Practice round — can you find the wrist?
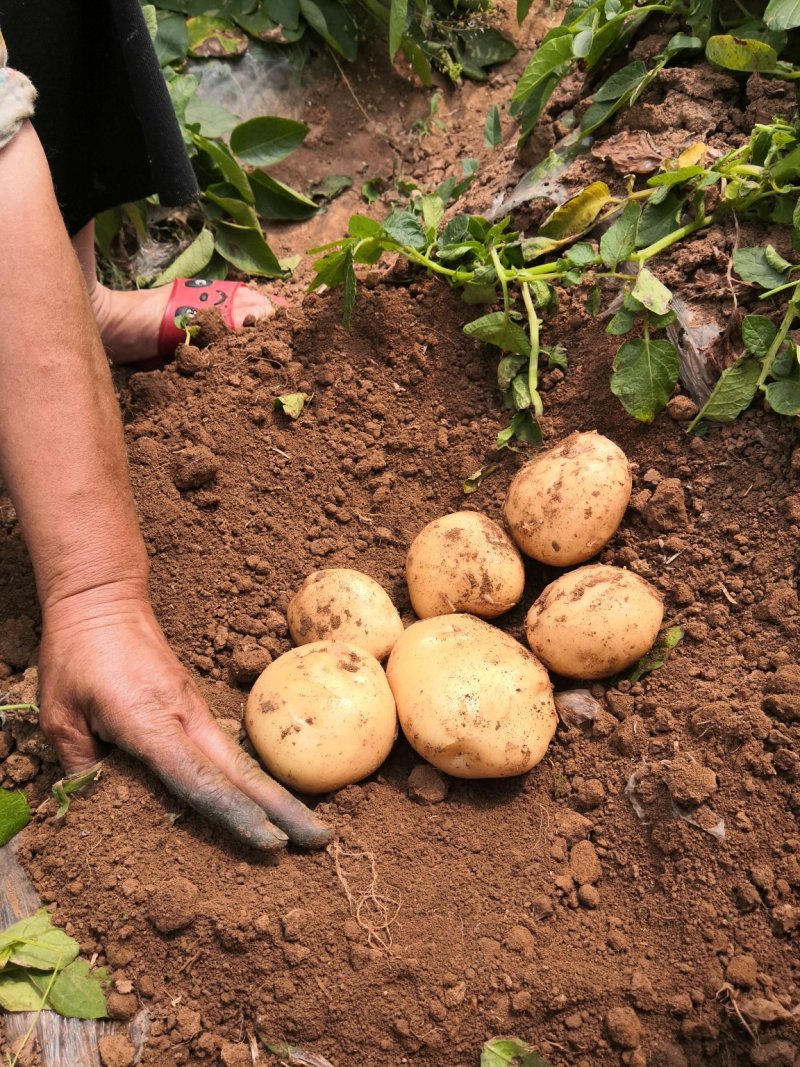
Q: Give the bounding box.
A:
[41,573,152,632]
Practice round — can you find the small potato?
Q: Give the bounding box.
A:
[287,568,403,660]
[245,641,397,794]
[386,614,557,778]
[525,564,664,680]
[504,431,632,566]
[406,511,524,619]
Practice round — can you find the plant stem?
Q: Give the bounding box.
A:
[521,283,543,416]
[0,704,40,715]
[636,213,714,262]
[490,247,510,314]
[756,283,800,389]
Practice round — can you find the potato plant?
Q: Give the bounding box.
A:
[312,116,800,440]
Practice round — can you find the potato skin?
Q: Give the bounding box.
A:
[287,568,403,660]
[386,614,557,778]
[244,641,398,794]
[406,511,525,619]
[525,564,664,680]
[504,431,632,566]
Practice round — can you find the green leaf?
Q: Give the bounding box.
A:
[765,245,793,274]
[421,195,445,239]
[733,246,791,289]
[0,788,30,847]
[299,0,358,60]
[586,285,601,315]
[193,133,253,203]
[250,171,319,221]
[517,0,534,23]
[204,186,261,228]
[688,357,761,430]
[0,970,43,1012]
[626,625,683,682]
[580,60,647,130]
[481,1036,550,1066]
[229,116,308,168]
[511,374,532,410]
[765,0,800,29]
[463,463,499,495]
[565,242,596,267]
[214,222,284,277]
[510,30,574,112]
[310,174,353,202]
[606,307,638,336]
[706,34,781,73]
[155,11,189,66]
[631,267,672,316]
[274,393,312,419]
[456,29,517,79]
[382,210,427,251]
[30,960,108,1019]
[647,165,705,187]
[498,355,528,391]
[496,410,542,448]
[484,105,502,148]
[0,910,79,972]
[389,0,408,60]
[538,181,611,240]
[348,216,383,238]
[599,201,641,269]
[361,178,383,204]
[742,315,778,357]
[765,379,800,415]
[464,312,530,356]
[153,228,215,286]
[636,189,682,248]
[186,15,248,57]
[610,337,680,422]
[184,94,238,139]
[142,4,158,41]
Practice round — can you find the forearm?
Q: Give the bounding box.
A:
[0,122,148,611]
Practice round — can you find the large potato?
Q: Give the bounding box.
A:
[245,641,397,794]
[386,614,557,778]
[287,568,403,660]
[406,511,525,619]
[525,564,664,679]
[504,431,632,566]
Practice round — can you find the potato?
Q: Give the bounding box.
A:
[386,614,557,778]
[287,568,403,660]
[504,431,632,566]
[525,564,664,680]
[245,641,397,794]
[406,511,525,619]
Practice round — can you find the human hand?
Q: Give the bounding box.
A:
[37,583,331,852]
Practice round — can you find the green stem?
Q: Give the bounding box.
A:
[521,283,543,416]
[0,704,40,715]
[636,213,714,262]
[490,247,510,314]
[756,284,800,390]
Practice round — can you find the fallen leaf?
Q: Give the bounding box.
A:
[591,131,662,175]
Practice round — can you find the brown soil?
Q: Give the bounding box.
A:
[2,10,800,1067]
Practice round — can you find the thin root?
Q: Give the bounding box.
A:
[331,840,401,950]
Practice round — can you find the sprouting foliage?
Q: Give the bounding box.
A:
[0,910,109,1020]
[147,0,517,86]
[626,625,684,683]
[274,392,314,418]
[311,118,800,438]
[481,1037,550,1067]
[510,0,800,147]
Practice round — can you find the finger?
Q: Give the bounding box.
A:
[185,710,332,850]
[122,727,290,853]
[38,698,107,775]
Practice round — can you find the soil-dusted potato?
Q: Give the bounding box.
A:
[245,641,398,794]
[504,430,632,566]
[386,614,557,778]
[406,511,525,619]
[287,568,403,660]
[525,564,664,680]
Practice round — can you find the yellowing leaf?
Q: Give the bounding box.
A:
[676,142,706,169]
[538,182,611,240]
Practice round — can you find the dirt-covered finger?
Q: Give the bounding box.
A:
[185,712,332,849]
[123,729,290,852]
